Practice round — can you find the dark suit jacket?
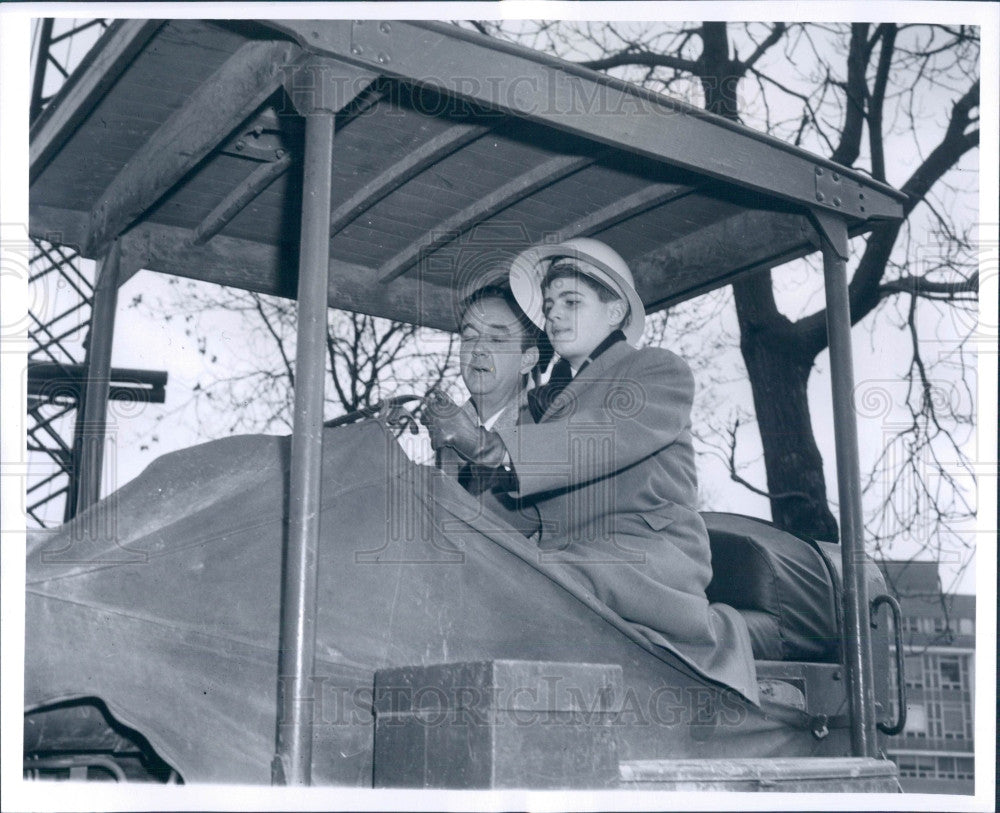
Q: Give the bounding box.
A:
[496,340,757,700]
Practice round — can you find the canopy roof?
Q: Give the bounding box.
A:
[30,19,906,332]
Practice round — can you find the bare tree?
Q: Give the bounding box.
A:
[132,279,457,437]
[467,21,979,564]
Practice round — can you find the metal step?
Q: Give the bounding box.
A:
[618,757,901,792]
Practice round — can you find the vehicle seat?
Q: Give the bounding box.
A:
[703,512,839,663]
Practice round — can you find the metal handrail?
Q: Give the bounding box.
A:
[871,593,907,736]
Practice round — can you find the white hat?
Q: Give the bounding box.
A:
[508,237,646,345]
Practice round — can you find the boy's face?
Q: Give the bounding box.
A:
[459,296,536,414]
[542,276,625,368]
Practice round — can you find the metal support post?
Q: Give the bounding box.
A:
[813,209,877,758]
[272,109,335,786]
[30,19,55,124]
[74,240,121,514]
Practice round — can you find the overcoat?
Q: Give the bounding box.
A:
[495,339,757,696]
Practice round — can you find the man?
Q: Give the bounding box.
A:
[425,284,543,535]
[433,284,538,482]
[423,237,756,700]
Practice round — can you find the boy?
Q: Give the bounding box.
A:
[427,237,755,698]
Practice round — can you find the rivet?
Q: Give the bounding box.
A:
[832,172,840,181]
[832,670,841,680]
[833,197,842,207]
[275,148,286,159]
[235,140,246,151]
[377,52,390,64]
[860,205,866,212]
[350,44,363,55]
[859,192,865,200]
[816,191,825,202]
[379,21,392,34]
[815,167,823,176]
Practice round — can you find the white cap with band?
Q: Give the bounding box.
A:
[508,237,646,345]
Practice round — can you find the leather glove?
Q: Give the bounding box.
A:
[421,389,508,467]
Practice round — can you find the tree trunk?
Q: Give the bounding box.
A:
[696,29,841,541]
[733,276,841,541]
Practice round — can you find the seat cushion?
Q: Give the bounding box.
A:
[702,512,839,663]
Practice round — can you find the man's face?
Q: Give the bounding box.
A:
[459,296,535,411]
[542,276,624,368]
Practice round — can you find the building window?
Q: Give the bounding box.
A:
[904,704,927,737]
[958,618,974,635]
[939,656,964,690]
[942,703,968,739]
[932,617,948,634]
[905,655,924,688]
[925,654,940,689]
[955,757,974,780]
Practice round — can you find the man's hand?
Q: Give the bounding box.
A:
[421,389,507,467]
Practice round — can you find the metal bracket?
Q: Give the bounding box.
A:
[350,20,395,68]
[813,166,869,219]
[220,113,293,163]
[809,208,850,261]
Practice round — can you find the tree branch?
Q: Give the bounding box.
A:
[795,78,979,355]
[739,22,787,70]
[578,49,699,74]
[868,24,897,182]
[830,23,870,167]
[725,418,813,501]
[253,297,294,387]
[879,271,979,300]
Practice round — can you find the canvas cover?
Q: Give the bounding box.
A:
[25,421,830,785]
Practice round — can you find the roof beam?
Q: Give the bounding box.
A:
[267,19,905,223]
[378,152,597,283]
[85,39,301,257]
[30,19,164,184]
[553,181,698,243]
[192,154,293,245]
[329,121,492,237]
[121,221,457,331]
[634,209,817,311]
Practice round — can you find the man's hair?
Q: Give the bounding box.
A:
[460,284,542,353]
[542,262,622,304]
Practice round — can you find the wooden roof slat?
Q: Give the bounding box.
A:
[377,152,598,283]
[329,121,492,237]
[553,182,698,243]
[30,20,164,184]
[85,39,302,256]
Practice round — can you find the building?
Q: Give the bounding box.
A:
[878,561,975,794]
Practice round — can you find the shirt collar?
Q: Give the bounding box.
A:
[481,406,506,431]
